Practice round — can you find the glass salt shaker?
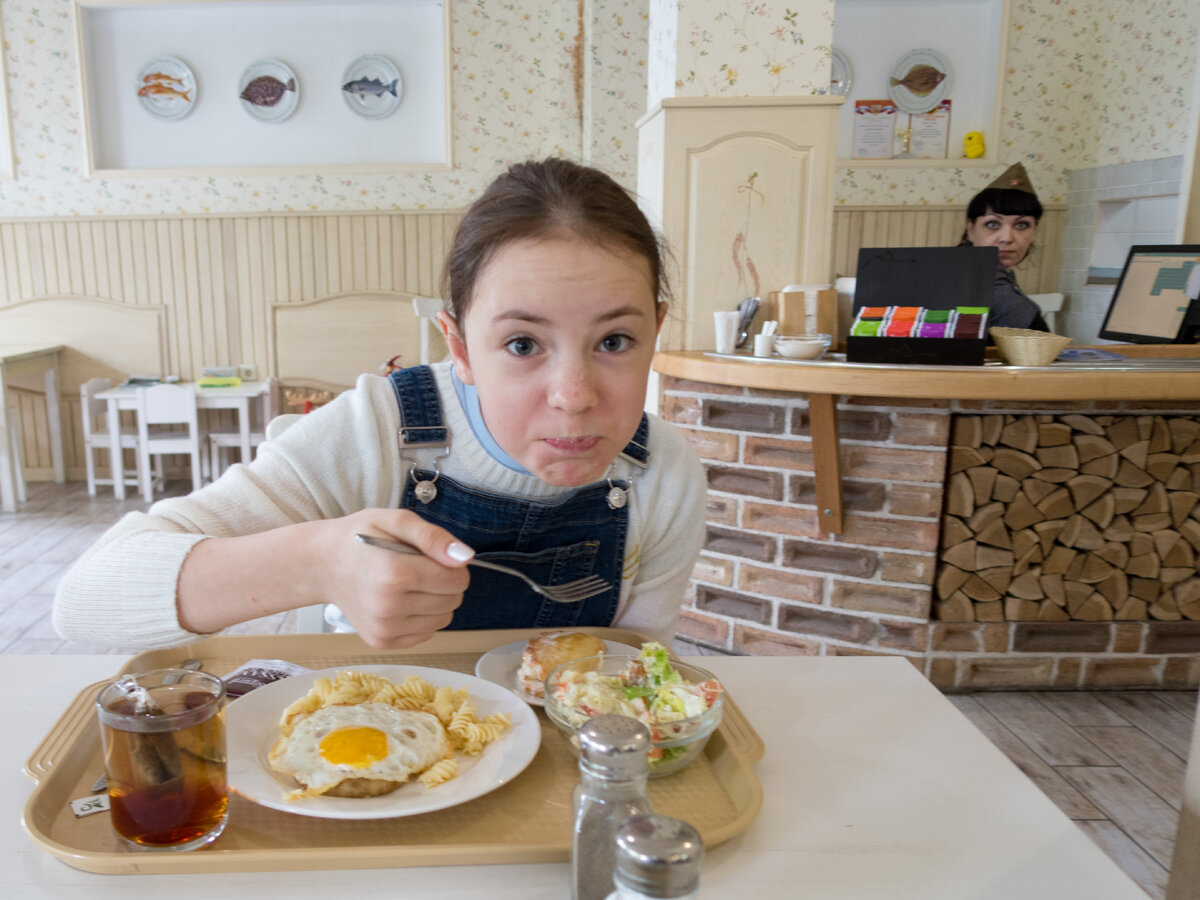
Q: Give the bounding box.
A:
[571,715,653,900]
[605,814,705,900]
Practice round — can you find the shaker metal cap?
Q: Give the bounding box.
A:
[577,715,651,778]
[615,814,705,897]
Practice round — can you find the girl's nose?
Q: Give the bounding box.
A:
[547,357,598,413]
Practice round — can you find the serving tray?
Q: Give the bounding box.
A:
[23,628,764,875]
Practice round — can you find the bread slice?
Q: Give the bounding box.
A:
[518,630,606,698]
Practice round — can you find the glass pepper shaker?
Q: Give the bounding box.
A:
[606,814,705,900]
[571,715,653,900]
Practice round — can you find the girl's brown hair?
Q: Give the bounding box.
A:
[441,157,671,332]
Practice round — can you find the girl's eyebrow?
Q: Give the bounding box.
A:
[491,304,650,326]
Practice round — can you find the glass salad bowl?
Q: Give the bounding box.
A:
[543,652,723,777]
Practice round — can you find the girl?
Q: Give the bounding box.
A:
[54,158,705,650]
[959,162,1049,332]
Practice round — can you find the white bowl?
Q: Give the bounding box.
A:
[774,334,831,360]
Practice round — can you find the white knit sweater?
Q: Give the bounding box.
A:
[53,364,706,649]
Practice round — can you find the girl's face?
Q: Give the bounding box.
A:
[965,209,1038,270]
[438,236,665,487]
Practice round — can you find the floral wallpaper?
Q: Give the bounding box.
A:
[588,2,650,180]
[0,0,648,216]
[835,0,1200,206]
[670,0,833,98]
[0,0,1196,215]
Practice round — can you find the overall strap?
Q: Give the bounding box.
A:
[388,365,449,447]
[618,414,651,468]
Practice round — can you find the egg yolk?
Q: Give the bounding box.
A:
[319,726,389,768]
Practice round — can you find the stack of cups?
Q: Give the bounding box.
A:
[712,311,739,354]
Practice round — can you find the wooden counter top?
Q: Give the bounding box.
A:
[653,347,1200,402]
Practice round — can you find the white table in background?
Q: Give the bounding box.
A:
[8,654,1150,899]
[0,344,66,513]
[95,380,269,500]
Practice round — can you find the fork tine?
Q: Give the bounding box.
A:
[541,575,610,603]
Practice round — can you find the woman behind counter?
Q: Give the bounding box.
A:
[53,157,705,651]
[958,162,1050,333]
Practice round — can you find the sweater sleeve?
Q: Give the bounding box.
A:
[611,415,706,645]
[52,376,405,649]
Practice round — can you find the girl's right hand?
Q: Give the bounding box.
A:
[314,509,475,649]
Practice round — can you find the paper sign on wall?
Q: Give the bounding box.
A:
[852,100,897,159]
[910,100,951,159]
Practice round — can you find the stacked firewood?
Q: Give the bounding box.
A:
[937,414,1200,622]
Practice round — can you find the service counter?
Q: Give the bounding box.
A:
[655,347,1200,534]
[652,347,1200,690]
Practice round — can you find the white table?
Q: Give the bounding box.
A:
[96,381,270,499]
[8,654,1150,898]
[0,345,66,513]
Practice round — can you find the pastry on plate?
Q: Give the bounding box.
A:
[517,630,606,699]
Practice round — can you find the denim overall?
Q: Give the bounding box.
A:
[382,365,650,630]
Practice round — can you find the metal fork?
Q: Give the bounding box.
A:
[354,533,611,604]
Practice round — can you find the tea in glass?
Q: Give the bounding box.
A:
[96,668,228,851]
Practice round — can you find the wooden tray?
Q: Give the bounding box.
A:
[23,628,764,874]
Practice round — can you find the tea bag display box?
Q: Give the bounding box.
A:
[845,247,997,366]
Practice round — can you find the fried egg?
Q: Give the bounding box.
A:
[268,703,450,798]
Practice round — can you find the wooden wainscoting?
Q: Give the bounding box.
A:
[831,204,1066,295]
[0,210,462,478]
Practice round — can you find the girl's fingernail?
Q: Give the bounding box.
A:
[447,541,475,562]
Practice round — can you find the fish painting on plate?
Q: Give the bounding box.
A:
[241,75,296,108]
[343,77,399,99]
[890,64,945,97]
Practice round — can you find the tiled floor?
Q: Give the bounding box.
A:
[1,480,1194,896]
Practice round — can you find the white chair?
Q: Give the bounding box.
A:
[1027,292,1065,333]
[80,377,142,497]
[0,406,25,507]
[134,383,204,503]
[206,377,278,480]
[412,296,444,365]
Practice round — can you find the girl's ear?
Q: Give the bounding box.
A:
[437,310,475,384]
[655,301,668,333]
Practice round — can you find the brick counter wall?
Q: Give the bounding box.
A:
[661,375,1200,691]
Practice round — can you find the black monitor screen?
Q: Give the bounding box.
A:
[1098,245,1200,343]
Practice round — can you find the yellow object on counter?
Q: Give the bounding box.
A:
[964,131,985,159]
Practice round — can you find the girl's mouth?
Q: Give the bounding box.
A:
[544,436,600,452]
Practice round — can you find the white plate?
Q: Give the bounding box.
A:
[137,56,197,121]
[226,664,540,819]
[474,638,638,707]
[830,47,852,97]
[887,48,950,115]
[238,58,299,123]
[341,54,403,119]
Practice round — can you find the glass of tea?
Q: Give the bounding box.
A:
[95,668,228,851]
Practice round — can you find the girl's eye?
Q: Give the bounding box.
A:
[504,336,539,356]
[599,333,633,353]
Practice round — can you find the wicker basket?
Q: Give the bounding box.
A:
[989,326,1072,366]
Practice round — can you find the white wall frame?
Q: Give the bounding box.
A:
[73,0,452,178]
[0,7,14,182]
[832,0,1010,169]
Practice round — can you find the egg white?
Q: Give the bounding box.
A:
[269,703,449,796]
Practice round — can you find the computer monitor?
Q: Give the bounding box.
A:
[1098,245,1200,343]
